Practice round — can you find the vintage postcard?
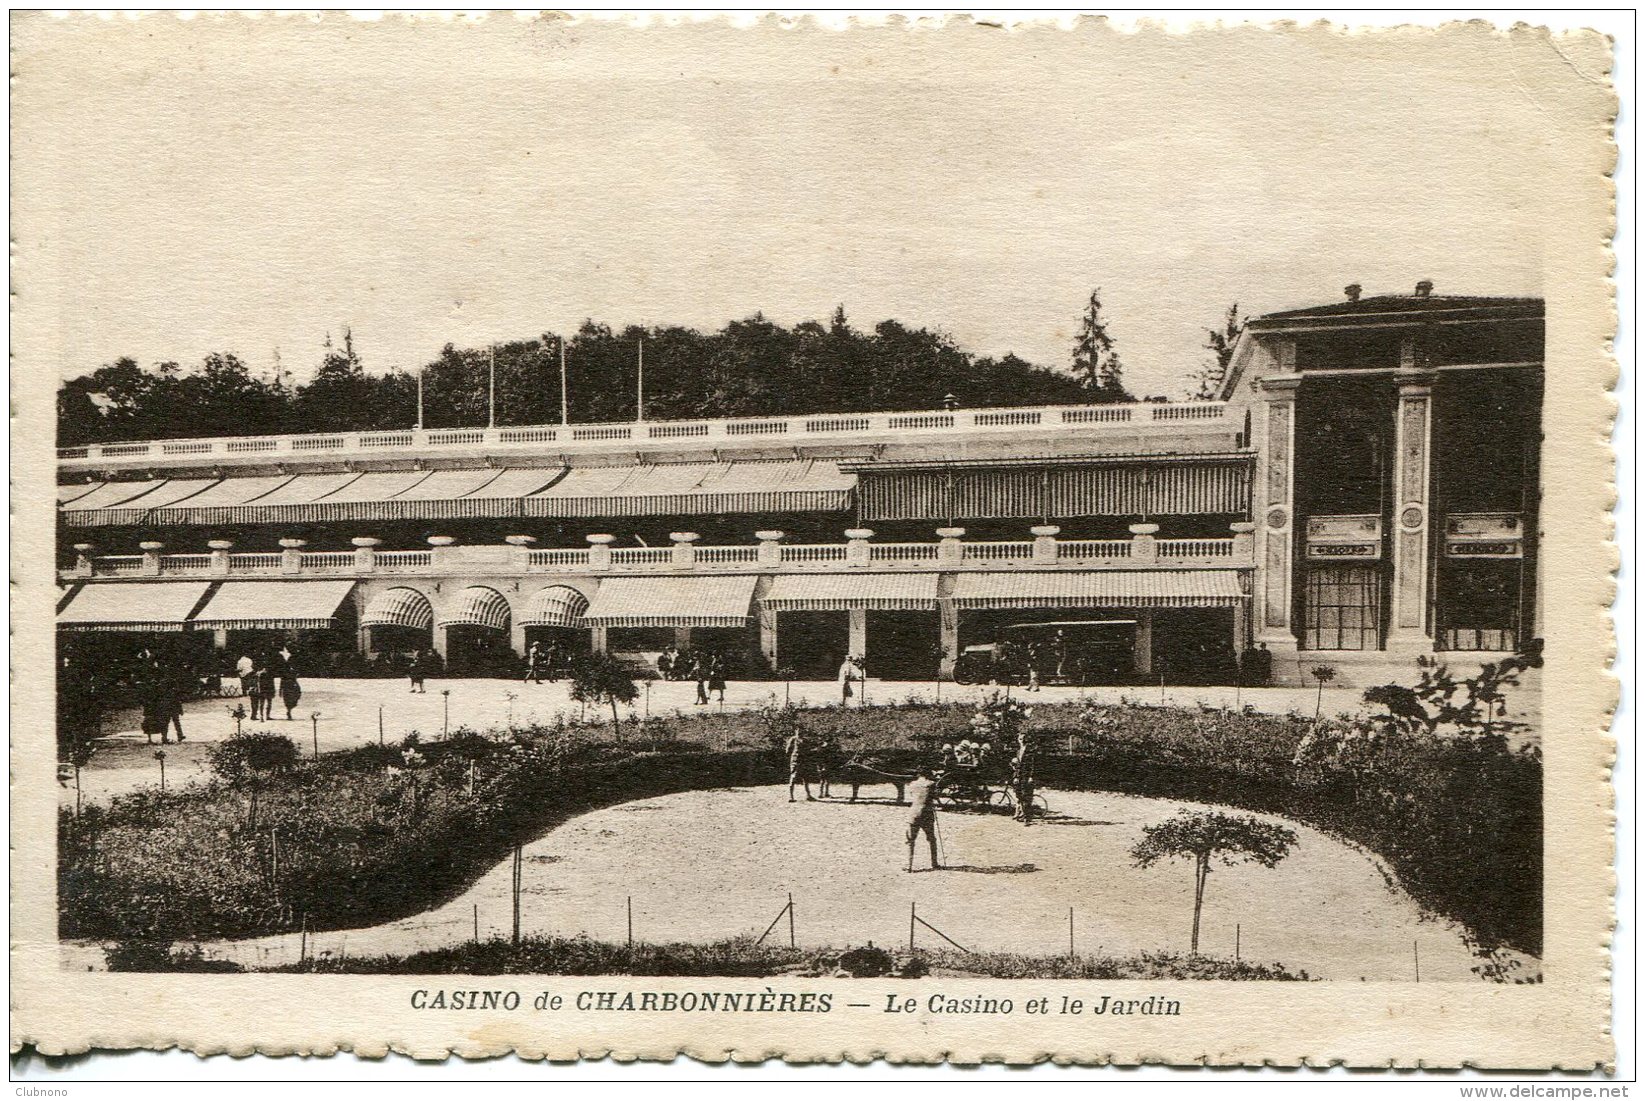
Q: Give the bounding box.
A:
[9,14,1619,1069]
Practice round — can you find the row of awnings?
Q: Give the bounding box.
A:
[57,460,856,527]
[55,570,1247,633]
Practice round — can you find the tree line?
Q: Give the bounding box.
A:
[58,298,1243,446]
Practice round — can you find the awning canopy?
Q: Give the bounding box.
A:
[57,482,105,505]
[762,573,939,611]
[523,460,854,519]
[360,586,435,630]
[56,581,214,632]
[950,570,1247,609]
[438,585,513,631]
[582,576,758,628]
[519,585,590,627]
[64,477,224,527]
[148,474,297,526]
[58,480,171,512]
[191,579,358,630]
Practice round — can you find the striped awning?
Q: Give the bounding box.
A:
[149,474,297,526]
[57,482,105,505]
[582,575,758,628]
[56,580,213,632]
[360,586,436,630]
[763,573,939,611]
[190,579,357,630]
[950,570,1248,609]
[519,585,590,627]
[438,585,513,631]
[63,477,224,527]
[58,480,170,513]
[523,460,854,519]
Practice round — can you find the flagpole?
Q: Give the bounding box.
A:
[415,369,424,430]
[636,336,644,423]
[488,344,497,428]
[559,337,568,426]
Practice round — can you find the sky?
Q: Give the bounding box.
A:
[17,16,1560,402]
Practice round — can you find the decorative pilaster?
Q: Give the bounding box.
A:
[208,539,234,576]
[72,543,95,578]
[755,530,785,567]
[937,527,967,566]
[586,534,615,571]
[1229,521,1256,562]
[670,532,700,570]
[425,535,456,570]
[1388,372,1435,649]
[844,528,874,568]
[140,540,165,576]
[1255,374,1301,652]
[848,608,868,662]
[351,536,381,572]
[278,538,305,574]
[1029,525,1060,564]
[1128,523,1159,565]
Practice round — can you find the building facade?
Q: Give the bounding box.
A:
[55,285,1544,686]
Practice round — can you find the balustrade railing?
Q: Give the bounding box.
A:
[962,541,1035,561]
[69,536,1243,581]
[158,553,213,574]
[1057,539,1133,559]
[58,400,1237,464]
[1158,538,1235,558]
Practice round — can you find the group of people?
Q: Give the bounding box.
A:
[655,646,732,705]
[133,649,195,745]
[522,641,568,684]
[234,645,302,722]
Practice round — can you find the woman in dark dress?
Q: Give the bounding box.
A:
[278,647,302,720]
[707,653,728,704]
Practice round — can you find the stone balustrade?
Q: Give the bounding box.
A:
[62,525,1255,584]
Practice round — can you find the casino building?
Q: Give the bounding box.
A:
[54,284,1544,686]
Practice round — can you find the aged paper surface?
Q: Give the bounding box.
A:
[10,14,1617,1068]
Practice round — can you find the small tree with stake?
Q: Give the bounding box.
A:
[1310,664,1338,718]
[568,652,640,742]
[1131,810,1298,955]
[208,731,300,830]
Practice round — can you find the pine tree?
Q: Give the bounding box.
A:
[1070,289,1133,402]
[1190,302,1243,399]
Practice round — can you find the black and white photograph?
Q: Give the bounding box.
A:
[11,12,1621,1073]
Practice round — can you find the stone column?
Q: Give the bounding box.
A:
[936,527,966,566]
[212,628,230,650]
[1128,522,1159,564]
[1132,612,1153,675]
[938,597,959,679]
[1229,521,1256,563]
[1030,525,1060,564]
[1255,375,1301,661]
[1388,371,1436,651]
[587,534,615,571]
[670,532,700,570]
[844,528,874,568]
[505,534,536,574]
[351,536,380,572]
[757,606,778,671]
[848,607,868,662]
[208,539,233,576]
[140,540,165,577]
[755,531,785,567]
[72,543,95,579]
[589,625,609,654]
[674,626,693,649]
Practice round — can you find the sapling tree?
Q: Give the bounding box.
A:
[1131,810,1298,954]
[568,652,641,741]
[207,730,300,829]
[1310,664,1337,718]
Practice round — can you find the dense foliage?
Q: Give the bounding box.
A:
[57,310,1108,446]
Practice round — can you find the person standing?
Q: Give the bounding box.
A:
[137,654,166,744]
[407,649,426,694]
[251,656,275,722]
[277,646,302,721]
[523,641,543,685]
[708,652,728,704]
[1011,729,1037,825]
[692,654,710,706]
[786,729,813,803]
[236,652,255,699]
[838,654,861,706]
[905,767,942,872]
[1026,644,1042,693]
[162,657,187,743]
